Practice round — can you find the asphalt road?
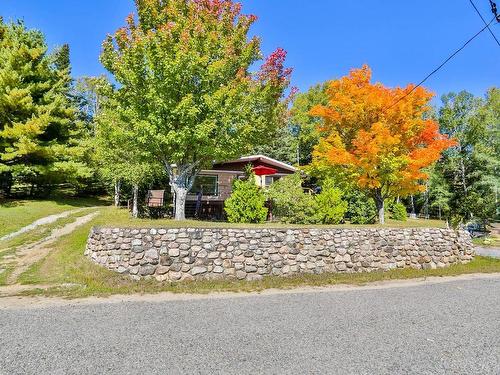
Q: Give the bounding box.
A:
[475,247,500,259]
[1,276,499,375]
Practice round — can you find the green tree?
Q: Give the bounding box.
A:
[0,19,90,195]
[92,79,162,217]
[100,0,291,220]
[389,201,407,221]
[255,82,330,167]
[427,166,452,220]
[290,82,329,165]
[314,179,347,224]
[251,124,298,165]
[224,173,268,223]
[267,173,317,224]
[346,190,376,224]
[438,89,499,223]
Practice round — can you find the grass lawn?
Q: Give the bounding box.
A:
[472,225,500,248]
[473,237,500,248]
[0,262,14,286]
[88,206,448,229]
[0,195,108,238]
[16,206,500,299]
[0,208,96,252]
[0,208,101,286]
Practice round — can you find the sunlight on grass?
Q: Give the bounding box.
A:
[473,235,500,248]
[0,195,108,237]
[16,208,499,298]
[0,208,98,252]
[90,206,447,230]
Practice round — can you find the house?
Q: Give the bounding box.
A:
[185,155,297,218]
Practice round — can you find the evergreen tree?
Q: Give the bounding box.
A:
[251,124,298,165]
[0,19,90,195]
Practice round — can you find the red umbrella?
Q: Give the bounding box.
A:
[252,166,277,176]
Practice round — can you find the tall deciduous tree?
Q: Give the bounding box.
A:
[100,0,291,220]
[92,78,162,217]
[290,82,329,165]
[310,65,454,224]
[437,89,500,223]
[0,19,90,195]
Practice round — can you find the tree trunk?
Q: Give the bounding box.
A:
[132,184,139,218]
[174,187,188,221]
[164,162,199,221]
[424,180,430,219]
[374,190,385,225]
[410,195,416,219]
[114,180,121,207]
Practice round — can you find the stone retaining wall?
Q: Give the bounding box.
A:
[85,227,474,282]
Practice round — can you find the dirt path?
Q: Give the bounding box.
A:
[1,211,99,285]
[0,208,90,242]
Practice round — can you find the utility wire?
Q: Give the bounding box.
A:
[469,0,500,47]
[386,17,496,110]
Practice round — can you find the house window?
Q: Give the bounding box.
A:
[190,175,218,196]
[264,175,281,187]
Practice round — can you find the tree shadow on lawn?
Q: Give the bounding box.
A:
[0,194,110,209]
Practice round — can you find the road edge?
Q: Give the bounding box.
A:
[1,272,499,310]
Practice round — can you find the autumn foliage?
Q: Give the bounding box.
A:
[310,65,455,223]
[100,0,292,220]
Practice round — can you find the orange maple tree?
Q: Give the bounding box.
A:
[310,65,455,224]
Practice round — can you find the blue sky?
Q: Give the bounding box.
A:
[2,0,499,103]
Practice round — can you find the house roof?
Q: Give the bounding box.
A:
[215,155,297,173]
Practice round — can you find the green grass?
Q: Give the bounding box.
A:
[89,206,447,230]
[0,207,102,286]
[0,208,97,252]
[15,207,500,298]
[0,195,108,238]
[0,265,14,286]
[472,234,500,248]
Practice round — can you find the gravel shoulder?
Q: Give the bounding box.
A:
[1,272,499,310]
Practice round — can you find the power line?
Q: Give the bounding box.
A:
[469,0,500,47]
[386,17,496,110]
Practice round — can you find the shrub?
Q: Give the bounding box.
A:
[390,202,407,221]
[314,179,348,224]
[224,174,268,223]
[346,190,376,224]
[267,173,318,224]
